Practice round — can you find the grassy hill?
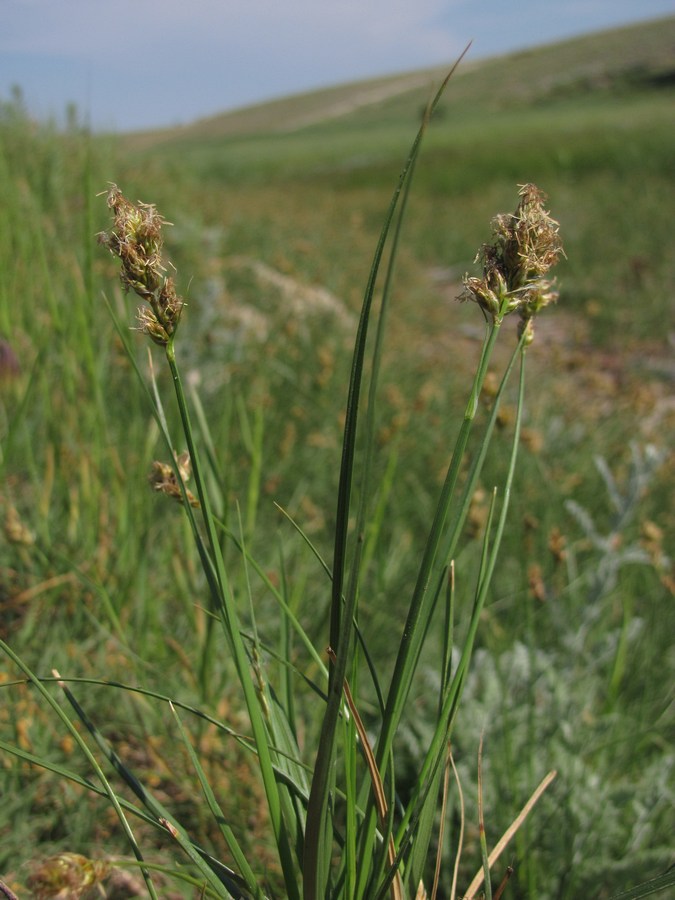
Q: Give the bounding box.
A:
[126,14,675,148]
[114,14,675,346]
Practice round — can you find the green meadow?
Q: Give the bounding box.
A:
[1,15,673,899]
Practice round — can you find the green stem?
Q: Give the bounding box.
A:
[382,320,499,748]
[354,319,502,897]
[165,338,299,898]
[303,54,471,898]
[385,335,529,895]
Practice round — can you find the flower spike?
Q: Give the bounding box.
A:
[98,185,185,345]
[460,184,564,341]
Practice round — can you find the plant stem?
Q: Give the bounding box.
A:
[165,338,299,899]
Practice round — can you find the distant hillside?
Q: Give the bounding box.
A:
[125,14,675,152]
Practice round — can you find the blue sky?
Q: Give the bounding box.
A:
[2,0,674,131]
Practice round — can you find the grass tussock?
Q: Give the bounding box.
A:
[1,21,674,899]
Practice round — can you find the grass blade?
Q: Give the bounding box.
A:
[164,340,300,896]
[607,869,675,900]
[169,702,264,899]
[55,676,243,897]
[0,642,159,899]
[463,769,557,900]
[303,52,470,898]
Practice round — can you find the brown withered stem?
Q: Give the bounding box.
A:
[0,879,19,900]
[98,185,184,345]
[460,184,564,343]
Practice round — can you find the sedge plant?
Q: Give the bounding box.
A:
[1,73,569,898]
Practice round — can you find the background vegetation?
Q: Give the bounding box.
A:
[1,14,673,898]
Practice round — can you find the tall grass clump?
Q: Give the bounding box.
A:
[2,68,669,899]
[105,173,563,899]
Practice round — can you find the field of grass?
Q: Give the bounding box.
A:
[1,15,674,899]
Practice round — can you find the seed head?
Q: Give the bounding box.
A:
[149,451,200,507]
[0,337,20,384]
[98,185,184,345]
[460,184,564,339]
[27,853,110,899]
[4,504,34,546]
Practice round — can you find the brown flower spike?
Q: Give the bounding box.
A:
[461,184,564,342]
[27,853,111,899]
[98,185,184,345]
[149,451,200,508]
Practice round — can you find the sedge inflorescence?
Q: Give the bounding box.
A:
[27,852,111,899]
[149,451,200,508]
[98,185,184,346]
[461,183,564,342]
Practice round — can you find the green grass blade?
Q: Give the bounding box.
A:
[305,54,471,899]
[404,761,444,896]
[103,294,222,605]
[607,869,675,900]
[478,737,493,900]
[342,711,359,899]
[0,640,159,899]
[354,319,501,893]
[0,738,156,829]
[95,304,288,884]
[376,335,528,891]
[164,342,300,897]
[217,518,328,676]
[375,319,499,758]
[441,563,455,696]
[236,397,264,538]
[265,690,311,864]
[55,678,244,897]
[236,504,309,865]
[170,702,265,899]
[7,671,314,788]
[372,320,524,858]
[273,503,385,713]
[278,545,297,735]
[188,376,228,514]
